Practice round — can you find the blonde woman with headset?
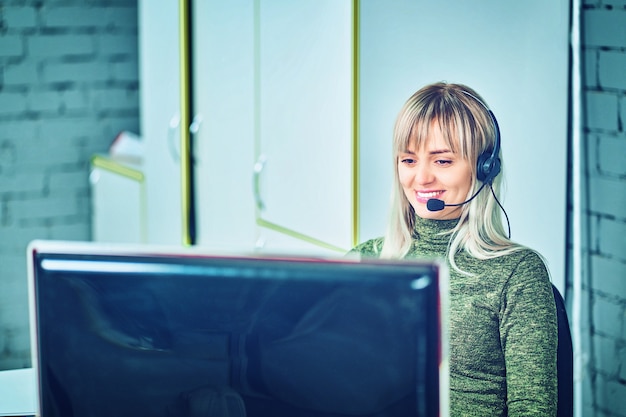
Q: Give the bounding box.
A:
[351,82,558,416]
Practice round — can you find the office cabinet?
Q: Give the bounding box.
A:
[137,1,570,287]
[90,155,145,244]
[193,0,355,255]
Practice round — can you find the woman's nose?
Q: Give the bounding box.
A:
[414,162,434,185]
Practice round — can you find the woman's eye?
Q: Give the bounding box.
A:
[401,158,416,164]
[435,159,452,166]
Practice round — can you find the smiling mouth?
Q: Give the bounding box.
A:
[416,191,443,199]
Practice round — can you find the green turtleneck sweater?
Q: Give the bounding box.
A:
[350,217,557,417]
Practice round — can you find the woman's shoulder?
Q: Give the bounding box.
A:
[459,246,550,285]
[348,237,385,258]
[498,246,547,266]
[491,246,552,286]
[508,246,548,270]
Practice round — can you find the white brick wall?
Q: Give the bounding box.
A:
[580,2,626,416]
[0,2,624,416]
[0,0,139,370]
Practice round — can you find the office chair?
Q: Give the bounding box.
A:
[553,284,573,417]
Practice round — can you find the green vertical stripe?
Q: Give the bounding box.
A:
[179,0,192,246]
[352,0,360,248]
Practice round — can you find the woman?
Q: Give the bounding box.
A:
[351,82,557,416]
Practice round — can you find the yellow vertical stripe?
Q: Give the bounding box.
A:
[352,0,360,248]
[179,0,192,246]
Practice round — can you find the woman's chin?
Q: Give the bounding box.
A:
[414,205,461,220]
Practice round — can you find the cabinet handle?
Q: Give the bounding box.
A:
[167,114,202,164]
[253,154,267,211]
[189,114,202,134]
[189,114,202,164]
[167,113,181,162]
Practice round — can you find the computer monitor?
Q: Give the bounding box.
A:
[28,240,448,417]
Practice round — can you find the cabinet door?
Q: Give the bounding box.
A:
[193,0,355,254]
[255,0,354,253]
[139,0,183,245]
[192,0,257,252]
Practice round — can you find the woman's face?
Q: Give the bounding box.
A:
[398,123,473,220]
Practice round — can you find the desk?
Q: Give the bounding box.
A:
[0,368,37,416]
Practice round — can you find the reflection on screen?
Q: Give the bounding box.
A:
[32,252,442,417]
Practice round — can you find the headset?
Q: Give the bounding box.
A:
[427,90,502,213]
[461,90,502,185]
[426,89,510,237]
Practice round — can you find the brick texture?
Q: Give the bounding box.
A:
[0,0,139,370]
[579,3,626,416]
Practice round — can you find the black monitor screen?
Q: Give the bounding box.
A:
[28,241,446,417]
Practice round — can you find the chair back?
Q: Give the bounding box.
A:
[552,285,573,417]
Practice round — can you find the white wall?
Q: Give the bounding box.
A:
[359,0,570,291]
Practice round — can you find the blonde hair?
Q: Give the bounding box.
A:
[380,82,522,272]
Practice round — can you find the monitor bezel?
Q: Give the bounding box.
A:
[27,239,449,417]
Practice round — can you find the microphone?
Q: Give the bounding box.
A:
[426,199,446,211]
[426,182,488,212]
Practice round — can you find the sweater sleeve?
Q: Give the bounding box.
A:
[499,251,558,416]
[347,238,385,258]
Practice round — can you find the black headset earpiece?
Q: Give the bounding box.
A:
[461,92,502,184]
[476,109,501,184]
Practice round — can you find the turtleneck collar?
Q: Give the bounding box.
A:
[411,215,459,254]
